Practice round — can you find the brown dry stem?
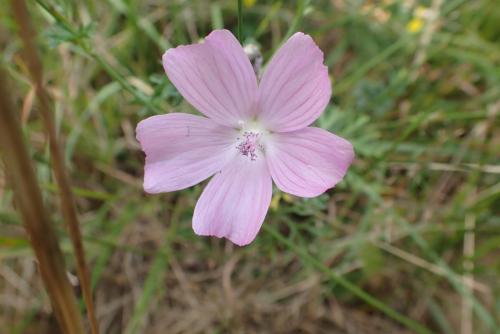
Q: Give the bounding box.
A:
[0,69,85,334]
[10,1,99,333]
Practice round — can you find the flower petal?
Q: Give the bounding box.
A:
[193,155,272,246]
[257,32,331,132]
[163,29,258,127]
[266,127,354,197]
[136,113,237,193]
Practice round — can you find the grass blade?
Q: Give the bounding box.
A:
[237,0,243,43]
[0,69,85,334]
[10,1,99,333]
[263,224,433,334]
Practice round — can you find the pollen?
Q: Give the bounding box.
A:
[236,131,262,161]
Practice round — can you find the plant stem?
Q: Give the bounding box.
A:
[284,0,306,40]
[11,1,99,333]
[237,0,243,43]
[0,69,85,334]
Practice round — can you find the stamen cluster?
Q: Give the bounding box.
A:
[236,131,262,161]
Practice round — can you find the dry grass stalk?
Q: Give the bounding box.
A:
[0,70,85,334]
[461,214,475,334]
[10,1,99,333]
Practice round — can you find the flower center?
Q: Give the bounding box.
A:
[236,131,263,161]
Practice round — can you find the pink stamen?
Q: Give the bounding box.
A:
[237,132,261,161]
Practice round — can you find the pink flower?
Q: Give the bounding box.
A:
[136,30,354,246]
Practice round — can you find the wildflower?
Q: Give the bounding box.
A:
[407,6,430,33]
[407,17,424,33]
[136,30,354,246]
[244,0,256,8]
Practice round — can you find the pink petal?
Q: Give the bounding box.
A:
[257,32,331,132]
[193,155,272,246]
[136,113,237,193]
[266,127,354,197]
[162,30,258,127]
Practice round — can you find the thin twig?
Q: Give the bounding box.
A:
[10,1,99,333]
[0,69,85,334]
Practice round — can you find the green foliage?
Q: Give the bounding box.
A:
[1,0,499,333]
[44,22,95,48]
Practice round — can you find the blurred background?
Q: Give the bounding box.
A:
[0,0,499,333]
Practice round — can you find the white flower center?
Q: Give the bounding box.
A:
[236,131,262,160]
[235,121,268,161]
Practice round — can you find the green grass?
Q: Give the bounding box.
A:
[1,0,499,333]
